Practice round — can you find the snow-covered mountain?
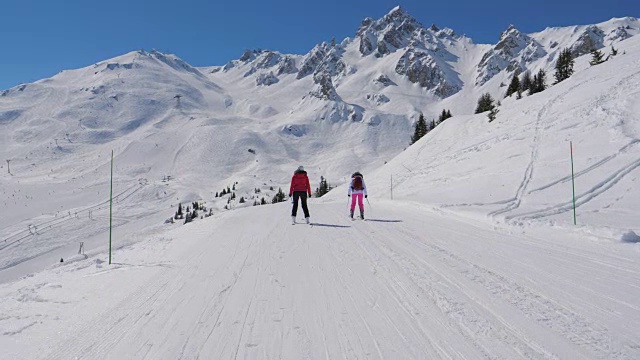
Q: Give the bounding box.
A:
[2,7,640,359]
[1,6,639,277]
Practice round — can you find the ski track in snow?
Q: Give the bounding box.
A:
[489,82,579,219]
[7,201,633,360]
[508,70,640,221]
[0,180,147,253]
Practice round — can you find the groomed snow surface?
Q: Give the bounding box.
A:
[2,201,639,359]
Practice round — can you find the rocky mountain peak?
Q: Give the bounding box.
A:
[383,6,414,24]
[476,24,545,86]
[356,6,423,56]
[571,25,605,57]
[495,25,528,55]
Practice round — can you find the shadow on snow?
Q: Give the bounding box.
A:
[311,223,351,228]
[365,219,403,223]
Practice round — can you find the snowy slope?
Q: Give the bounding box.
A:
[355,34,640,237]
[0,7,638,281]
[1,200,639,359]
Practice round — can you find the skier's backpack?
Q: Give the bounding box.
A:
[352,175,364,191]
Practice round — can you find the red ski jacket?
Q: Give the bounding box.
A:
[289,171,311,196]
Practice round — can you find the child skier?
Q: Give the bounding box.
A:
[348,171,367,219]
[289,166,312,224]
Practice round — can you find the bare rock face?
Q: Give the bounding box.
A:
[607,26,632,43]
[395,49,460,98]
[571,25,605,57]
[296,41,350,81]
[276,56,298,75]
[309,72,339,101]
[373,74,395,87]
[297,43,330,79]
[356,6,420,57]
[365,93,390,105]
[319,102,364,123]
[354,7,462,97]
[239,49,253,62]
[315,48,348,78]
[255,51,281,69]
[244,51,282,77]
[256,72,279,86]
[476,25,545,86]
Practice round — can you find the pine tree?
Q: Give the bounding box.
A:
[261,197,267,205]
[475,93,495,113]
[438,109,446,122]
[535,69,546,93]
[589,49,605,65]
[610,45,618,57]
[554,48,574,84]
[271,188,286,204]
[215,192,219,198]
[176,203,183,219]
[528,69,546,95]
[520,70,532,92]
[438,109,453,122]
[239,197,245,203]
[505,72,521,98]
[410,113,428,144]
[537,69,546,92]
[529,74,538,95]
[315,176,331,197]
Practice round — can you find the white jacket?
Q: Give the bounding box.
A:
[348,176,367,196]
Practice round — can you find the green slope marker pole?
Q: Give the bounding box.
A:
[109,150,114,264]
[570,142,577,225]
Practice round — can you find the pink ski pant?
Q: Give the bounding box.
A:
[350,193,364,211]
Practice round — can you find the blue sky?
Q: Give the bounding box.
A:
[1,0,637,89]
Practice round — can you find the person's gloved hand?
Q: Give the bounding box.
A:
[348,194,351,197]
[365,195,368,198]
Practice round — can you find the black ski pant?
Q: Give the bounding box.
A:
[291,192,310,218]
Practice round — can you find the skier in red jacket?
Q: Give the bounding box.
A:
[289,166,311,224]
